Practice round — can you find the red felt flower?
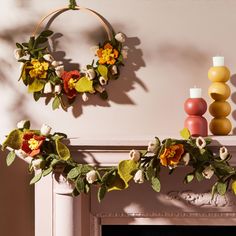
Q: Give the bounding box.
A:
[62,70,80,99]
[21,132,45,157]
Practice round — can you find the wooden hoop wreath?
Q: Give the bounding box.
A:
[14,6,126,110]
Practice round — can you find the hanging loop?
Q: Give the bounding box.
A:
[69,0,77,10]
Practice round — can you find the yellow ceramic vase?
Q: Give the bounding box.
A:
[208,57,231,135]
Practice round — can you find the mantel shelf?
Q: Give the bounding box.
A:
[66,135,236,148]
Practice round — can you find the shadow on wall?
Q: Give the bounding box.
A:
[230,74,236,134]
[38,9,147,117]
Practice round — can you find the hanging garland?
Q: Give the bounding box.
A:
[1,120,236,202]
[14,5,126,110]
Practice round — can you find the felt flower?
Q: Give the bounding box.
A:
[82,93,89,102]
[111,65,118,75]
[97,43,119,65]
[133,170,144,184]
[14,48,23,60]
[86,68,96,80]
[17,120,28,129]
[99,76,107,85]
[44,82,53,94]
[202,166,214,179]
[196,137,206,149]
[147,140,159,153]
[62,70,80,99]
[129,149,141,162]
[54,84,62,94]
[86,170,97,184]
[43,54,54,62]
[160,144,184,167]
[115,32,126,43]
[32,159,43,170]
[28,59,49,79]
[40,124,52,136]
[182,153,190,166]
[219,147,229,160]
[21,132,45,157]
[55,65,65,78]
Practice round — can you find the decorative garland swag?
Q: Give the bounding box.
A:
[14,2,126,110]
[2,120,236,202]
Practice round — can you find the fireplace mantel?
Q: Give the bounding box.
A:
[34,136,236,236]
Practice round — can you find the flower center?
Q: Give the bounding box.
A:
[68,78,77,90]
[29,59,49,79]
[168,150,176,158]
[28,138,39,150]
[102,48,114,61]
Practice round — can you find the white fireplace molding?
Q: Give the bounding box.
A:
[32,136,236,236]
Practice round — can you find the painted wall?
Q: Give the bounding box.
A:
[1,0,236,235]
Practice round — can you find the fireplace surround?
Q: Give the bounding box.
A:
[34,136,236,236]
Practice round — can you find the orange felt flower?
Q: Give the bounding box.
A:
[21,132,45,157]
[62,70,80,99]
[97,43,119,65]
[160,144,184,167]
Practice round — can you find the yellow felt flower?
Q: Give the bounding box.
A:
[97,43,119,65]
[29,59,49,79]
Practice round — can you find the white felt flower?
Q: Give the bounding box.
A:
[147,140,159,153]
[99,76,107,85]
[86,68,96,80]
[51,61,63,67]
[43,54,54,62]
[129,149,141,162]
[40,124,52,136]
[133,170,144,184]
[219,147,229,160]
[15,149,27,159]
[55,65,64,78]
[196,137,206,149]
[111,65,118,75]
[115,32,126,43]
[86,170,97,184]
[44,82,53,94]
[82,93,89,102]
[14,48,23,60]
[32,159,43,170]
[182,153,190,166]
[17,120,28,129]
[202,166,214,179]
[54,84,62,94]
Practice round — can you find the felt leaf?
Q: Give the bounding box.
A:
[6,151,16,166]
[75,77,94,93]
[30,172,42,185]
[68,167,80,179]
[184,174,194,183]
[180,128,191,140]
[118,160,138,187]
[1,129,23,150]
[55,139,71,161]
[40,30,53,37]
[42,167,53,177]
[97,65,108,78]
[107,174,127,191]
[232,181,236,195]
[217,182,227,196]
[98,185,107,202]
[52,96,60,110]
[28,79,45,93]
[151,177,161,192]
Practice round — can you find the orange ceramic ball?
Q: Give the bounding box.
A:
[209,101,231,117]
[210,117,232,135]
[208,82,231,101]
[208,66,230,82]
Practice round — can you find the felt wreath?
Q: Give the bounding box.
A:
[2,120,236,202]
[14,5,127,110]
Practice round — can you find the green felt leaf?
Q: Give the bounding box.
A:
[28,79,45,93]
[145,165,155,181]
[76,177,85,193]
[42,167,53,177]
[118,160,138,188]
[217,182,227,196]
[107,173,126,191]
[68,167,80,179]
[40,30,53,37]
[180,128,191,140]
[1,129,23,150]
[98,185,107,202]
[52,96,60,110]
[211,183,218,200]
[6,151,16,166]
[97,65,108,78]
[55,139,71,161]
[33,92,41,101]
[195,171,204,182]
[30,172,42,185]
[151,177,161,192]
[185,174,194,183]
[232,181,236,195]
[75,77,94,93]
